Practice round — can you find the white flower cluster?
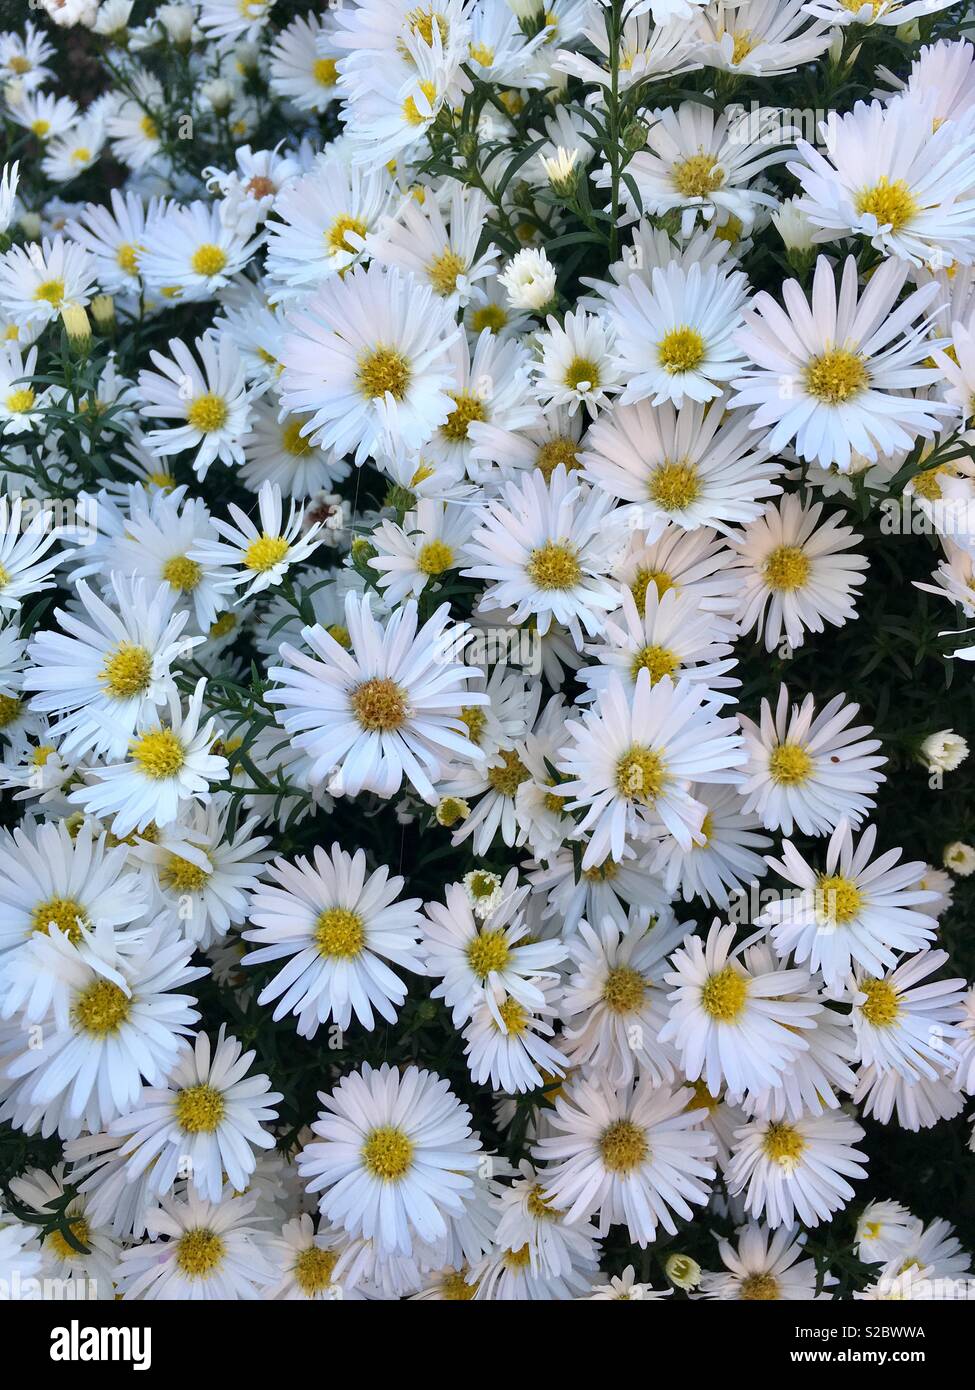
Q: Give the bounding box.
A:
[0,0,973,1304]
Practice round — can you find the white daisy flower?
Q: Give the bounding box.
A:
[560,910,685,1087]
[652,783,772,908]
[587,1266,671,1300]
[696,0,832,78]
[462,976,566,1093]
[531,309,622,416]
[138,333,256,480]
[790,96,975,269]
[738,684,886,835]
[268,12,341,113]
[0,342,49,436]
[370,183,500,311]
[491,1159,600,1283]
[190,480,322,602]
[0,816,149,958]
[7,1166,118,1299]
[660,920,818,1099]
[462,464,623,646]
[606,259,749,407]
[279,264,460,464]
[0,235,96,331]
[698,1222,824,1301]
[758,820,940,989]
[138,200,260,303]
[23,573,199,760]
[128,798,270,947]
[730,254,952,471]
[267,589,487,803]
[108,1026,281,1202]
[265,1214,365,1300]
[555,670,746,865]
[421,870,565,1028]
[731,494,868,652]
[580,584,739,709]
[68,678,228,837]
[624,100,790,237]
[197,0,276,47]
[2,922,204,1136]
[369,499,475,606]
[297,1061,482,1257]
[115,1190,275,1299]
[855,1199,920,1265]
[104,68,164,170]
[239,400,350,500]
[534,1074,716,1246]
[243,842,425,1036]
[727,1111,867,1229]
[498,248,558,311]
[582,394,782,529]
[851,948,967,1081]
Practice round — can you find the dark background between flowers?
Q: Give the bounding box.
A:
[0,0,971,1295]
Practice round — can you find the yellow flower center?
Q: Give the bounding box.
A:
[487,748,531,797]
[602,964,647,1014]
[599,1118,648,1173]
[469,303,507,334]
[469,41,494,64]
[101,642,152,699]
[46,1218,90,1261]
[176,1228,225,1278]
[855,177,918,232]
[161,853,211,893]
[672,153,724,198]
[615,745,667,803]
[912,467,943,501]
[244,534,290,572]
[5,387,35,413]
[701,965,748,1021]
[731,31,754,63]
[441,390,487,442]
[175,1083,226,1133]
[630,644,679,685]
[140,114,158,139]
[804,348,868,404]
[504,1243,532,1269]
[496,996,527,1034]
[162,554,202,592]
[314,906,366,958]
[741,1272,781,1300]
[131,728,186,779]
[190,243,227,277]
[294,1246,338,1294]
[630,568,674,616]
[313,57,338,86]
[186,392,228,433]
[764,544,811,591]
[428,248,467,297]
[358,346,412,401]
[31,896,89,943]
[467,930,510,979]
[460,704,488,745]
[525,541,580,590]
[563,356,601,391]
[417,539,454,575]
[362,1126,414,1180]
[73,979,131,1036]
[350,676,409,732]
[768,741,813,785]
[535,437,579,480]
[402,80,437,126]
[815,873,863,926]
[859,977,900,1027]
[34,278,65,306]
[441,1269,477,1298]
[281,417,313,455]
[761,1121,805,1169]
[0,693,21,727]
[658,326,706,375]
[648,460,701,512]
[326,213,367,256]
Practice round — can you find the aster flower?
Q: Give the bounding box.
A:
[730,255,952,471]
[115,1190,275,1300]
[534,1074,716,1246]
[138,333,256,480]
[727,1111,868,1229]
[243,843,425,1036]
[267,589,486,803]
[297,1062,482,1257]
[698,1222,824,1301]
